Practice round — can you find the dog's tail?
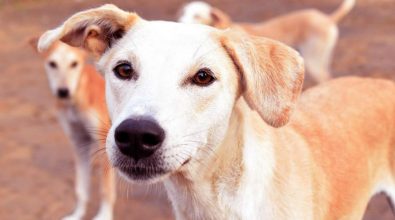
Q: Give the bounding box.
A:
[330,0,355,23]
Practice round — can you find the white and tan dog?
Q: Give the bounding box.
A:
[30,39,116,220]
[38,5,395,220]
[178,0,355,83]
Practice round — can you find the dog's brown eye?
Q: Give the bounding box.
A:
[70,61,78,68]
[192,68,215,86]
[48,61,57,69]
[113,63,133,80]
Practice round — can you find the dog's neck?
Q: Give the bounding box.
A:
[163,99,279,219]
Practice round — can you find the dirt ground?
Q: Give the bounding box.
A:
[0,0,394,219]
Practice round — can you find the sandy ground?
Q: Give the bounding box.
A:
[0,0,394,219]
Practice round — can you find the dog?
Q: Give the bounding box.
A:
[29,39,116,220]
[178,0,355,84]
[38,4,395,219]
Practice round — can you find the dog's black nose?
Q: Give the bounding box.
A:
[57,88,69,99]
[114,118,165,161]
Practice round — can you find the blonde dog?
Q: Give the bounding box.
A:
[179,0,355,83]
[30,39,115,220]
[39,5,395,220]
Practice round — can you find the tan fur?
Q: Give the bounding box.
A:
[169,26,394,220]
[163,76,395,219]
[220,31,304,127]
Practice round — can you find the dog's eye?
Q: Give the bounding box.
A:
[48,61,57,69]
[113,62,133,80]
[70,61,78,68]
[192,68,215,86]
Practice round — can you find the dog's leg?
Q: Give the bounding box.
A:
[60,114,93,220]
[93,155,116,220]
[64,144,91,220]
[383,178,395,216]
[385,194,395,214]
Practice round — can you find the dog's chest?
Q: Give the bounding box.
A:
[57,105,94,146]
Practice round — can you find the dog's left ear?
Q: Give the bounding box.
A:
[38,4,140,58]
[220,31,304,127]
[210,7,231,29]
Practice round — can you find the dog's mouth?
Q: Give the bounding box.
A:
[116,164,167,181]
[112,154,192,182]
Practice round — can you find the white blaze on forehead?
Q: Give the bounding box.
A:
[99,21,219,74]
[178,1,212,23]
[48,43,79,65]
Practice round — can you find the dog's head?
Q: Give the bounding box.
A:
[30,38,87,100]
[178,1,231,29]
[38,4,303,183]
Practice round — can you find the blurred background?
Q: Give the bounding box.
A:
[0,0,394,219]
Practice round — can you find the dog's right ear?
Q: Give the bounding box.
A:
[38,4,140,58]
[210,7,231,29]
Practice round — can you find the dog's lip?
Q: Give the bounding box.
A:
[116,164,167,181]
[114,157,192,181]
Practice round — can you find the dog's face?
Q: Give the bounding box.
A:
[38,4,303,183]
[30,39,86,100]
[178,1,231,29]
[99,22,240,182]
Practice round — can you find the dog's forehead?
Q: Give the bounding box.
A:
[104,21,222,68]
[130,21,216,49]
[48,43,78,63]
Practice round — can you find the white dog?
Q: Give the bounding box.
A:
[39,5,395,220]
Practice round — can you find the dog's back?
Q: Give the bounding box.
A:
[286,77,395,218]
[239,9,336,46]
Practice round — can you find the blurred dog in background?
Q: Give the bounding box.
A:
[178,0,355,83]
[29,39,116,220]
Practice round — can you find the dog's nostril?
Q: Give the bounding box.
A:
[115,131,130,144]
[142,133,161,147]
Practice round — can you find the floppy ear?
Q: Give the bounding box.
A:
[210,7,231,29]
[38,4,140,58]
[220,31,304,127]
